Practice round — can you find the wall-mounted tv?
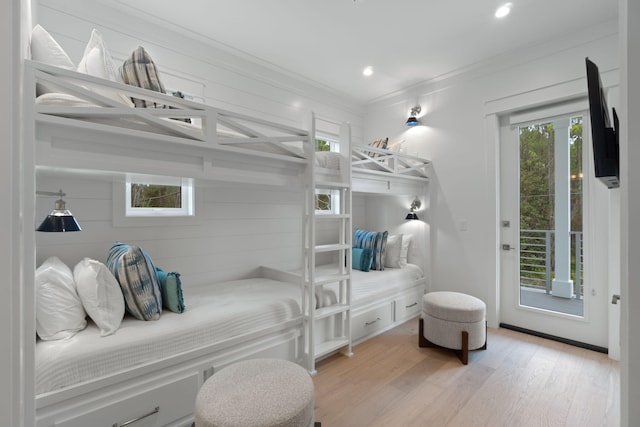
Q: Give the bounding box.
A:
[586,57,619,189]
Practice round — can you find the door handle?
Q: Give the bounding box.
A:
[611,294,621,304]
[502,244,516,251]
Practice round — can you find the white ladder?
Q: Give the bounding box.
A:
[303,114,353,374]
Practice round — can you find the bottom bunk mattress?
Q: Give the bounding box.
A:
[35,278,302,395]
[316,263,425,307]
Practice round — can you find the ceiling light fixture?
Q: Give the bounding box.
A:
[495,3,512,18]
[363,66,373,77]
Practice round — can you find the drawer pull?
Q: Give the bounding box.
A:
[113,406,160,427]
[405,302,418,308]
[365,317,381,326]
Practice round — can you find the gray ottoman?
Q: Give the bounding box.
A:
[419,291,487,364]
[195,358,315,427]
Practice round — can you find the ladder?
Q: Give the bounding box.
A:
[303,114,353,374]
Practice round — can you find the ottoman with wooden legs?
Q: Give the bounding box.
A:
[418,291,487,364]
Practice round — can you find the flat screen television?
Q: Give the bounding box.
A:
[585,57,619,188]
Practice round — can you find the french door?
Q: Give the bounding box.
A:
[499,110,608,347]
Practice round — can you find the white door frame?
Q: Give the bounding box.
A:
[498,106,610,349]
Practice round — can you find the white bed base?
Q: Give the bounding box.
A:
[35,316,303,427]
[263,265,428,354]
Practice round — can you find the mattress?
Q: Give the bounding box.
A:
[314,263,425,307]
[35,278,302,395]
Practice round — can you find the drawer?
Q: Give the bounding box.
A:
[53,372,198,427]
[352,303,393,341]
[396,291,424,322]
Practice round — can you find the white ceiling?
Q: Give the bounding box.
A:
[109,0,618,104]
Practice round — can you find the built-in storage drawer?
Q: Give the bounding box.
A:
[351,302,393,342]
[52,372,198,427]
[395,290,424,322]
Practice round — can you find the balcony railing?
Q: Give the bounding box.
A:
[520,229,583,299]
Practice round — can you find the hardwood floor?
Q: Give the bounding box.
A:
[313,318,619,427]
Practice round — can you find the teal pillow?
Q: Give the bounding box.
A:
[352,248,373,272]
[155,267,185,313]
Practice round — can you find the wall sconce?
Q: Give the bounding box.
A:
[36,190,82,232]
[405,197,421,220]
[406,105,421,127]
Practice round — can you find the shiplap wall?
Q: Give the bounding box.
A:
[32,1,368,285]
[36,174,305,286]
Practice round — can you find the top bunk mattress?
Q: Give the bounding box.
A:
[35,278,302,396]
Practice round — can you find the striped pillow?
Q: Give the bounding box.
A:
[106,242,162,321]
[353,229,388,271]
[120,46,191,123]
[367,138,388,157]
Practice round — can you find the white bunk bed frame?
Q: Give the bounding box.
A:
[24,59,431,426]
[26,60,313,427]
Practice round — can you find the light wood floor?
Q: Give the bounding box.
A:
[313,318,619,427]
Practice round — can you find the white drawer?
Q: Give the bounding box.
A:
[352,303,393,341]
[53,372,198,427]
[396,291,423,322]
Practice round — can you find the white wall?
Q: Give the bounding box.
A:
[2,1,26,425]
[364,23,619,341]
[35,174,305,286]
[619,0,640,424]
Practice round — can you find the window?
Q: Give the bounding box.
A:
[113,174,200,227]
[315,135,341,214]
[126,175,194,217]
[315,189,340,214]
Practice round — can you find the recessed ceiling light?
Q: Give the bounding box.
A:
[363,66,373,77]
[495,3,512,18]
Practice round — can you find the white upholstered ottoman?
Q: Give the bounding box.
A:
[194,358,315,427]
[418,291,487,364]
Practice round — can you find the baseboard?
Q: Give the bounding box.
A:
[499,323,608,354]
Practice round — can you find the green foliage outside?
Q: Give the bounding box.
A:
[315,139,331,210]
[519,117,583,292]
[316,139,330,152]
[131,184,182,208]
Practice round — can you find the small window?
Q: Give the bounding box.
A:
[316,137,339,152]
[126,175,194,217]
[315,189,340,215]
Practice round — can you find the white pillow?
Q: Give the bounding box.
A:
[35,256,87,340]
[384,234,403,268]
[73,258,125,336]
[29,25,76,96]
[77,29,134,107]
[399,234,412,268]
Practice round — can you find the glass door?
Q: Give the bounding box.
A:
[500,109,608,347]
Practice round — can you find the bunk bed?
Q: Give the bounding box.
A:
[26,36,431,425]
[26,59,315,427]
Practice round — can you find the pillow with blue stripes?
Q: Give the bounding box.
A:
[353,229,389,271]
[106,242,162,321]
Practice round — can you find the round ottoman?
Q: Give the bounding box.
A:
[195,358,315,427]
[418,291,487,364]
